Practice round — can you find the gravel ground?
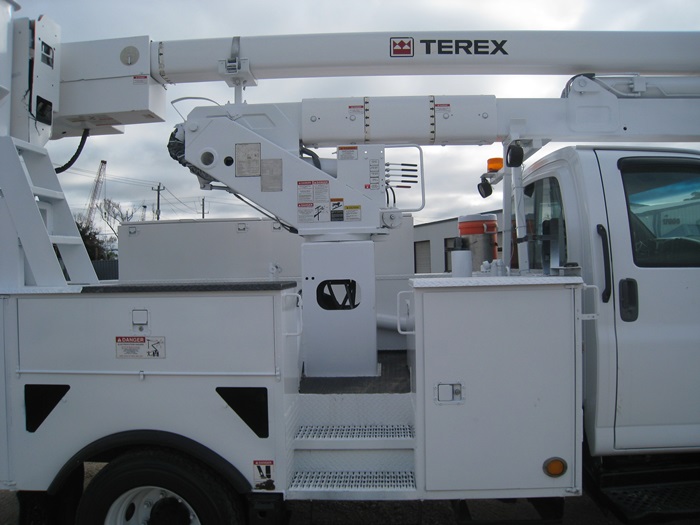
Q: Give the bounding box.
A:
[2,487,698,525]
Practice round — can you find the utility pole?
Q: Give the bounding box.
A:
[151,183,163,220]
[200,197,208,219]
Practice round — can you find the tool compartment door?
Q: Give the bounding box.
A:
[596,150,700,449]
[417,278,581,493]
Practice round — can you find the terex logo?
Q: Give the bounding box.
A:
[390,37,508,57]
[390,37,414,57]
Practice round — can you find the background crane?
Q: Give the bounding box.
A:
[86,160,107,227]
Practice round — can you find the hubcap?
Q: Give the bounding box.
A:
[104,486,199,524]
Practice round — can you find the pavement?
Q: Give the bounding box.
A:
[2,489,699,525]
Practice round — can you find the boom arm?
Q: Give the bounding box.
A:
[150,31,700,86]
[51,30,700,138]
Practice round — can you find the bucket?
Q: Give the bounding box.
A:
[458,214,498,267]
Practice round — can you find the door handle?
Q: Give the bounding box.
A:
[619,278,639,322]
[597,224,612,303]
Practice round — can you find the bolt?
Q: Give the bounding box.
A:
[310,115,317,122]
[144,500,152,508]
[187,122,199,132]
[482,112,489,119]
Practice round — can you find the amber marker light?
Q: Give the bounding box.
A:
[487,157,504,172]
[543,457,568,477]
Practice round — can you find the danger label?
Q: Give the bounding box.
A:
[254,460,275,490]
[337,146,358,161]
[116,336,165,359]
[297,180,331,222]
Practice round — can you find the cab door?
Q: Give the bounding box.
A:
[596,150,700,450]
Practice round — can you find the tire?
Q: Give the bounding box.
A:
[75,449,242,525]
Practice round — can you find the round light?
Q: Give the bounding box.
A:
[477,180,493,198]
[543,457,568,478]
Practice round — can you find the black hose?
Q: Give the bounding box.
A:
[55,129,89,174]
[300,146,322,169]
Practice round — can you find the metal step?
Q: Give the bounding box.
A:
[600,481,700,522]
[294,424,415,450]
[289,471,416,492]
[296,424,414,440]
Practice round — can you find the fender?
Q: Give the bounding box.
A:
[47,429,252,496]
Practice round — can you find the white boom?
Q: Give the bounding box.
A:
[149,31,700,86]
[52,30,700,138]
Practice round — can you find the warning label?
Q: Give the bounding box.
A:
[254,460,275,490]
[344,204,362,221]
[338,145,358,161]
[297,180,331,222]
[331,198,344,221]
[116,336,165,359]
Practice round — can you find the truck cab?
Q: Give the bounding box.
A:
[521,146,700,457]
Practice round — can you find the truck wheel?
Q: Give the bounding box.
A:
[75,449,242,525]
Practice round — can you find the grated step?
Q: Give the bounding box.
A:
[601,481,700,521]
[290,471,416,491]
[295,424,414,440]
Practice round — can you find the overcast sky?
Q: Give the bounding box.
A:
[15,0,700,231]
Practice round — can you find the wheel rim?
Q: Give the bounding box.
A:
[104,486,200,524]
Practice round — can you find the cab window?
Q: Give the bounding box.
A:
[619,157,700,267]
[522,177,567,273]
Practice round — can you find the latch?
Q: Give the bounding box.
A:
[434,383,465,405]
[132,309,149,332]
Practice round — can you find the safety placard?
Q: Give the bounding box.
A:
[116,336,165,359]
[338,145,359,161]
[344,204,362,221]
[331,198,344,221]
[297,180,330,222]
[253,460,275,490]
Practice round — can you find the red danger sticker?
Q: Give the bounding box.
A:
[116,336,165,359]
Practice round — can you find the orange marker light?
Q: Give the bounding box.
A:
[543,457,568,477]
[487,157,504,172]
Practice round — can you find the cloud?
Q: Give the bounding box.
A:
[19,0,700,235]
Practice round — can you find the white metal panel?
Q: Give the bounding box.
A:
[10,373,279,490]
[0,297,9,484]
[18,294,277,374]
[433,95,497,145]
[118,219,304,282]
[418,280,581,493]
[10,287,295,491]
[301,241,377,377]
[301,98,365,146]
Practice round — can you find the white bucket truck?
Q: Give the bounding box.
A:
[1,2,699,523]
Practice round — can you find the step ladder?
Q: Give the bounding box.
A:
[0,136,97,288]
[287,394,417,499]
